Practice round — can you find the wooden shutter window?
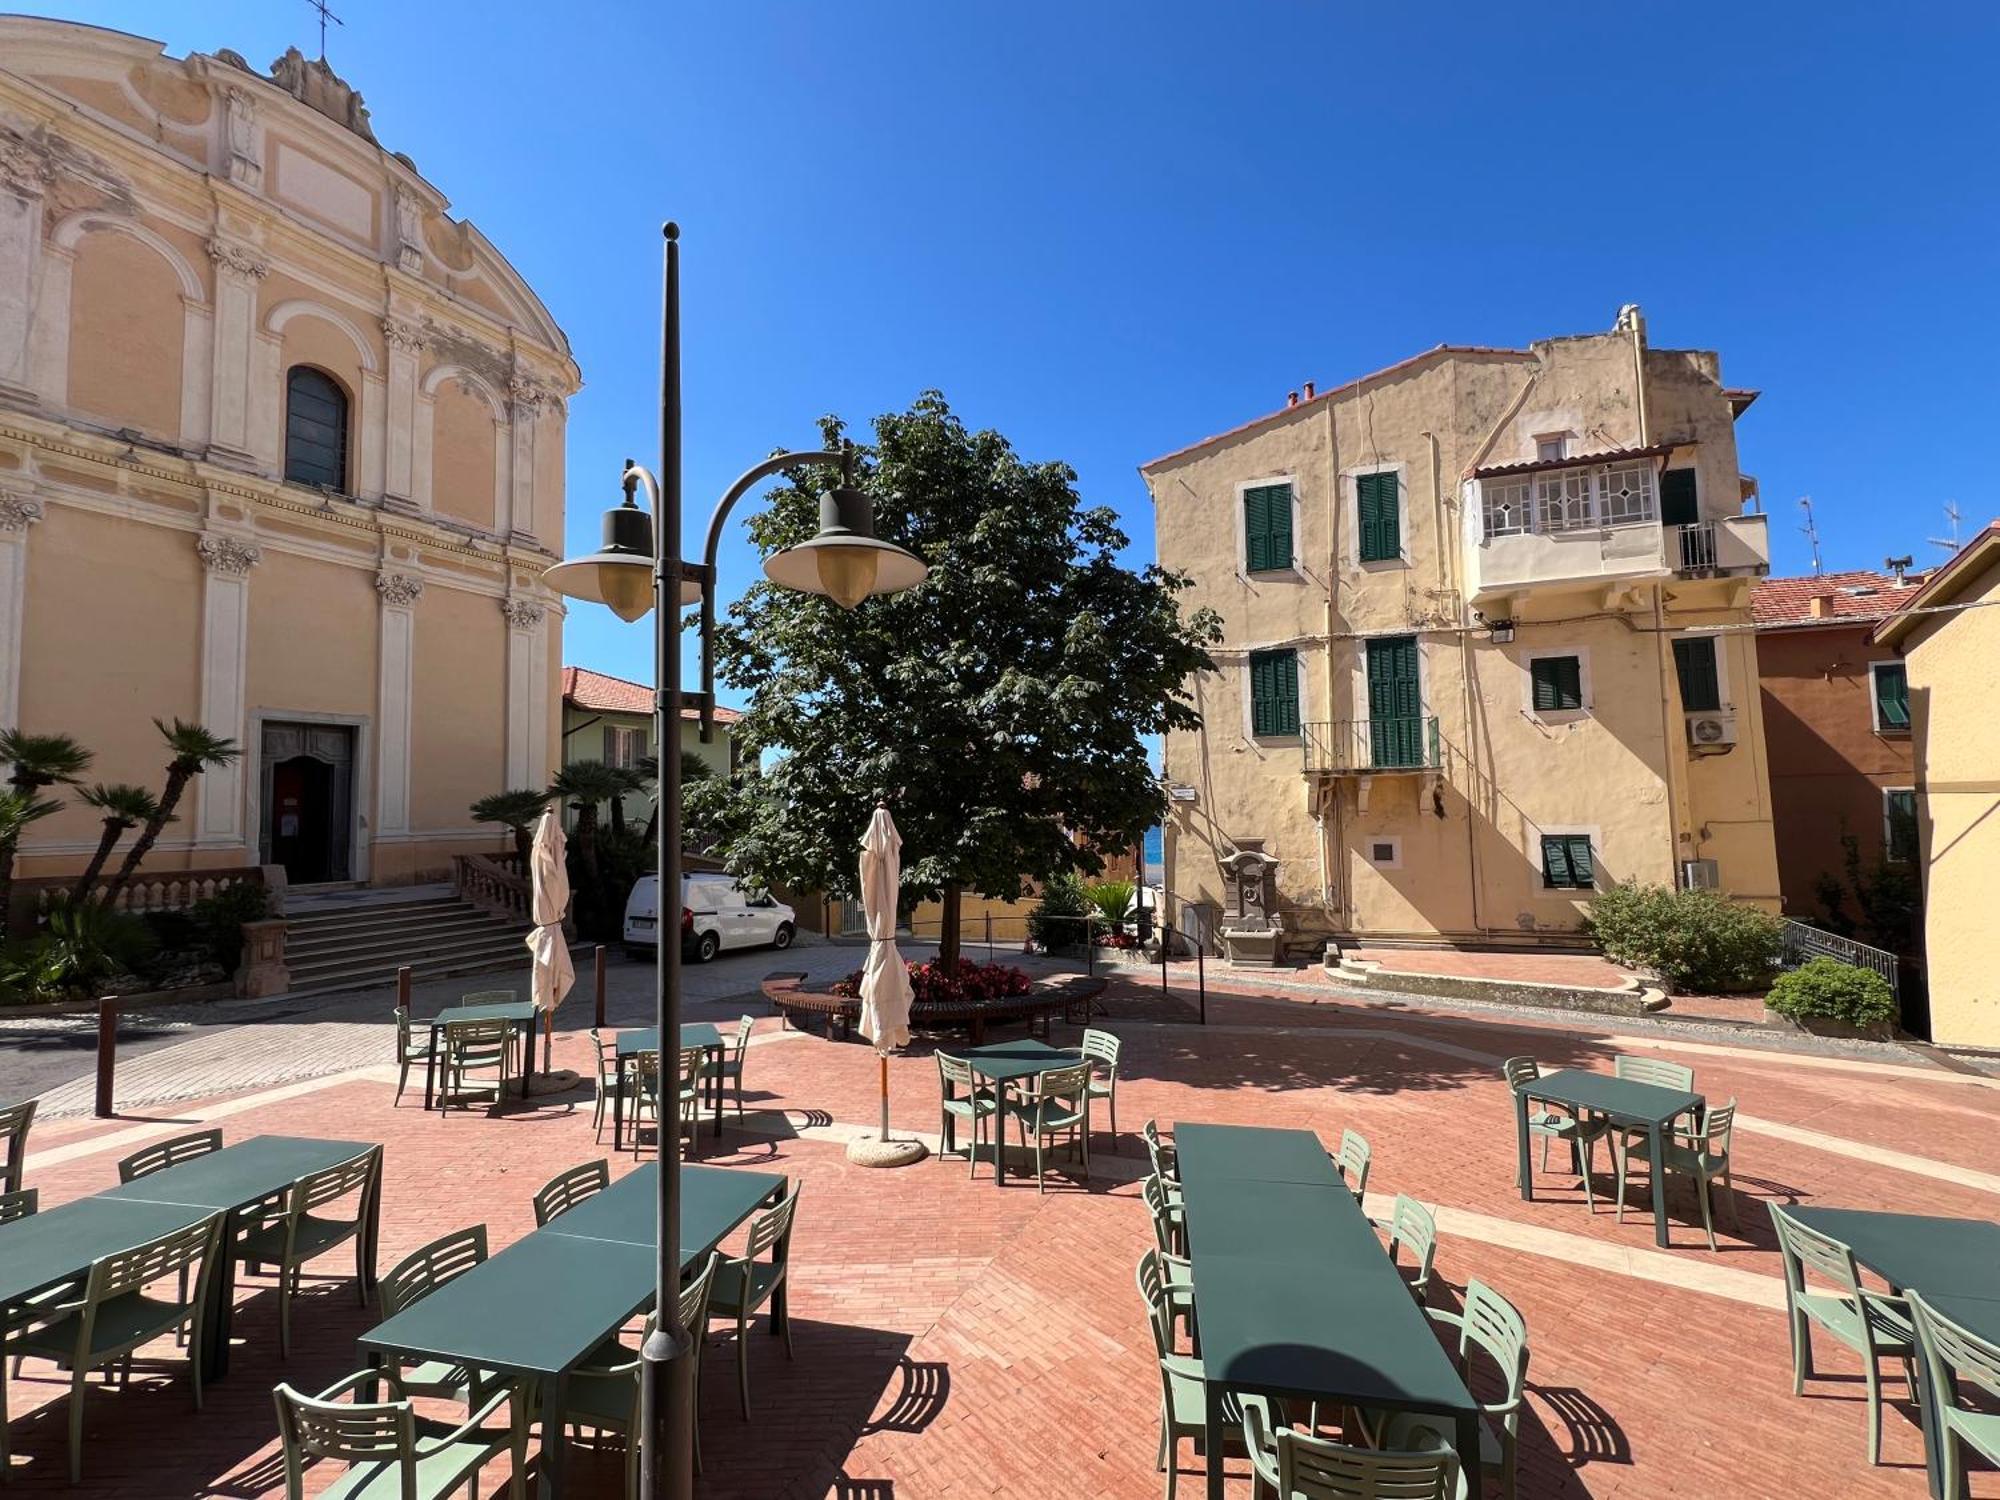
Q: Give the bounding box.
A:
[1874,665,1910,731]
[1357,472,1401,563]
[1249,648,1299,737]
[284,366,349,491]
[1672,638,1721,712]
[1530,656,1584,713]
[1244,484,1293,572]
[1885,789,1917,862]
[1541,834,1594,889]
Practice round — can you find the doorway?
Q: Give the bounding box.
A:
[260,722,355,884]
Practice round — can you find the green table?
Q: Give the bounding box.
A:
[1175,1123,1483,1498]
[0,1196,216,1309]
[613,1023,725,1149]
[1513,1068,1702,1248]
[1792,1207,2000,1498]
[359,1162,782,1496]
[101,1133,381,1379]
[424,1000,540,1110]
[954,1039,1086,1188]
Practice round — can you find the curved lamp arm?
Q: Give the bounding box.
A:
[694,446,850,743]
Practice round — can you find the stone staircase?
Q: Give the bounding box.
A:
[280,884,532,998]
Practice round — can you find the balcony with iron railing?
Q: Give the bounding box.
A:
[1302,717,1443,776]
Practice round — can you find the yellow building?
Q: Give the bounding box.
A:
[1141,308,1780,955]
[0,20,577,887]
[1873,522,2000,1049]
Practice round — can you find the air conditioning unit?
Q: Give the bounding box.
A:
[1680,858,1720,890]
[1685,711,1738,753]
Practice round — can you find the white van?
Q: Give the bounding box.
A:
[623,873,797,963]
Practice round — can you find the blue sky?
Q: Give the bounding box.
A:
[35,2,2000,702]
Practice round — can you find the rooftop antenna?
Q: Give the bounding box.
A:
[301,0,343,61]
[1798,496,1823,576]
[1927,500,1963,557]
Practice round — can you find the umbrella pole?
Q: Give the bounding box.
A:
[880,1055,890,1141]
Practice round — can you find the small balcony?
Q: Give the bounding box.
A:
[1670,513,1769,576]
[1302,717,1443,776]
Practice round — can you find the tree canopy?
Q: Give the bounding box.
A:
[696,392,1219,961]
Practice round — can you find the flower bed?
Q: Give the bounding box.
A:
[830,957,1033,1005]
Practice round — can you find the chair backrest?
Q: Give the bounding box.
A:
[1334,1129,1371,1197]
[294,1149,377,1216]
[677,1046,706,1086]
[591,1028,618,1080]
[1079,1028,1120,1069]
[1275,1422,1461,1500]
[0,1096,31,1193]
[0,1186,37,1223]
[1031,1062,1094,1103]
[1699,1099,1738,1156]
[1615,1055,1694,1093]
[1910,1291,2000,1410]
[1458,1278,1530,1432]
[938,1052,976,1090]
[534,1160,610,1226]
[1142,1119,1176,1180]
[1386,1195,1438,1287]
[274,1374,416,1492]
[1134,1248,1185,1359]
[392,1005,412,1055]
[680,1249,719,1332]
[1500,1055,1540,1091]
[732,1015,756,1054]
[380,1225,488,1317]
[89,1212,220,1304]
[1142,1173,1183,1255]
[460,989,516,1007]
[117,1127,223,1183]
[444,1018,512,1052]
[1769,1205,1861,1299]
[743,1181,802,1266]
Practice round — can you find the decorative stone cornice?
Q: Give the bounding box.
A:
[222,86,261,188]
[380,315,429,353]
[206,238,270,279]
[374,571,425,608]
[507,375,554,422]
[196,533,262,575]
[0,136,54,197]
[393,186,424,276]
[500,597,545,630]
[0,491,45,532]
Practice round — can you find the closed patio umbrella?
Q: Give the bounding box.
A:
[524,804,575,1094]
[848,804,926,1167]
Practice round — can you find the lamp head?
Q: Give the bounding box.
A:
[763,484,926,609]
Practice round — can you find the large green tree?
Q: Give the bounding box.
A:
[699,392,1220,966]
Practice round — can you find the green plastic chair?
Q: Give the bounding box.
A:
[936,1053,997,1176]
[1003,1061,1094,1192]
[440,1018,513,1112]
[117,1127,223,1183]
[1769,1204,1917,1464]
[1331,1129,1371,1203]
[0,1098,33,1195]
[1909,1290,2000,1500]
[1144,1171,1187,1258]
[376,1225,508,1410]
[707,1181,802,1417]
[562,1251,720,1492]
[8,1211,223,1482]
[272,1367,525,1500]
[589,1029,630,1143]
[0,1186,35,1224]
[1137,1248,1264,1500]
[1144,1118,1178,1184]
[1501,1056,1608,1209]
[1080,1027,1122,1142]
[459,988,517,1006]
[391,1007,436,1106]
[235,1146,379,1358]
[701,1015,757,1121]
[1367,1279,1531,1500]
[1626,1099,1738,1250]
[1380,1195,1439,1306]
[1242,1402,1460,1500]
[533,1159,610,1227]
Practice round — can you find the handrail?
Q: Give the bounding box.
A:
[1778,919,1902,1002]
[452,852,533,925]
[1302,718,1444,775]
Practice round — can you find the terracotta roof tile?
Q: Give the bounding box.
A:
[1751,569,1929,628]
[561,665,744,723]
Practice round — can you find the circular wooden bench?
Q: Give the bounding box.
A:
[762,971,1107,1046]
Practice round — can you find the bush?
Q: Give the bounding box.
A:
[1584,881,1782,993]
[1028,872,1088,951]
[187,881,271,971]
[569,827,651,942]
[0,895,158,1005]
[830,957,1033,1006]
[1765,957,1898,1030]
[1084,879,1136,928]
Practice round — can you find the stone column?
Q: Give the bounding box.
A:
[501,596,547,788]
[193,533,261,849]
[205,238,269,467]
[0,138,50,409]
[375,571,424,839]
[0,490,45,727]
[381,315,426,507]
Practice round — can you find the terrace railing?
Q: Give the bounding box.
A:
[1778,918,1901,1002]
[6,866,269,937]
[452,851,533,925]
[1302,718,1443,776]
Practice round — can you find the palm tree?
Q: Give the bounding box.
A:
[606,764,650,840]
[0,730,93,794]
[469,788,551,866]
[0,787,61,925]
[72,784,166,903]
[102,720,241,902]
[547,760,624,877]
[638,752,712,847]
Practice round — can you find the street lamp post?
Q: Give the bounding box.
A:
[543,222,925,1500]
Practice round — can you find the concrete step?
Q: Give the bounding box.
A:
[286,908,513,953]
[288,922,525,969]
[286,897,465,932]
[288,927,527,978]
[276,945,549,1002]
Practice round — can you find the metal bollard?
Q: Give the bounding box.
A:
[594,945,608,1029]
[396,964,412,1014]
[94,995,119,1118]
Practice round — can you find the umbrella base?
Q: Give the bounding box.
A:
[845,1136,929,1169]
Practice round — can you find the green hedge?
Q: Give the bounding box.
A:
[1765,956,1897,1029]
[1584,881,1782,993]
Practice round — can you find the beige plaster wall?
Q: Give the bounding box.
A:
[66,229,185,439]
[409,584,505,834]
[430,381,497,530]
[245,548,379,717]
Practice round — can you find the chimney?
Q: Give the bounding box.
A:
[1302,380,1316,400]
[1884,554,1914,586]
[1286,391,1300,408]
[1809,593,1835,619]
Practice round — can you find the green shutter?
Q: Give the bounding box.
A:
[1357,472,1400,563]
[1531,656,1583,712]
[1249,648,1299,737]
[1672,638,1721,712]
[1874,664,1910,730]
[1567,835,1594,886]
[1541,834,1594,889]
[1541,835,1570,888]
[1244,483,1293,572]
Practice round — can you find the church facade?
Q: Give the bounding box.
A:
[0,19,577,887]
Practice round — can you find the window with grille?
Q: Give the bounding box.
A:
[284,366,349,491]
[1485,460,1660,540]
[1529,655,1585,713]
[1243,482,1295,572]
[1598,463,1656,526]
[1673,638,1722,712]
[1483,478,1530,537]
[1248,649,1300,737]
[1871,662,1910,733]
[1540,834,1595,890]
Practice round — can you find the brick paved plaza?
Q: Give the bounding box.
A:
[7,968,1999,1498]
